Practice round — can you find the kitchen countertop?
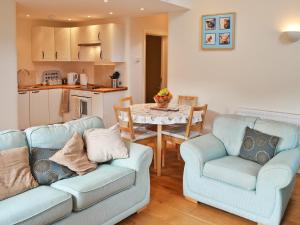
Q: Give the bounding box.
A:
[18,84,128,93]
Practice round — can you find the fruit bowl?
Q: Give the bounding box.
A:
[153,88,172,108]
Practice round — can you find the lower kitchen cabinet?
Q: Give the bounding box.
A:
[30,90,50,127]
[92,91,125,127]
[49,89,63,124]
[18,88,125,129]
[18,91,30,130]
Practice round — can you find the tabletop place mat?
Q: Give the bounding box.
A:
[150,106,180,112]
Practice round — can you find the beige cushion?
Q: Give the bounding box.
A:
[50,133,97,176]
[84,125,129,163]
[0,147,38,200]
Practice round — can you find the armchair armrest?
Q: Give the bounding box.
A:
[110,142,153,172]
[257,147,300,191]
[180,134,227,176]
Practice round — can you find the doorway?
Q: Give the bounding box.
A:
[145,35,168,103]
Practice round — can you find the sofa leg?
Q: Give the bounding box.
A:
[185,196,198,204]
[137,206,147,214]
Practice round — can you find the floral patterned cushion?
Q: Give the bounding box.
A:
[239,127,280,165]
[30,148,76,185]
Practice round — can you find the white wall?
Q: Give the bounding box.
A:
[168,0,300,127]
[128,14,168,103]
[0,0,18,130]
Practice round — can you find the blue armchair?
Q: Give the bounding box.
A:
[180,115,300,225]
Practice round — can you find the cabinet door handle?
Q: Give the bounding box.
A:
[32,91,40,94]
[18,92,27,95]
[78,51,80,60]
[98,32,100,41]
[55,51,58,59]
[100,48,103,60]
[93,92,100,95]
[42,51,45,59]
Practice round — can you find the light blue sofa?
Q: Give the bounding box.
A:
[181,115,300,225]
[0,116,153,225]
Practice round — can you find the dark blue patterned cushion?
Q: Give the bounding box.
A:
[30,148,76,185]
[239,127,280,165]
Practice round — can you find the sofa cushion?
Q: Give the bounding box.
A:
[84,125,129,163]
[203,156,262,191]
[0,186,72,225]
[51,164,136,211]
[213,115,258,156]
[65,116,105,135]
[0,130,27,151]
[31,148,76,185]
[25,116,104,150]
[0,147,38,200]
[239,127,279,165]
[50,133,97,176]
[254,119,299,153]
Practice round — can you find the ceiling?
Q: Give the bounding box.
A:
[16,0,190,22]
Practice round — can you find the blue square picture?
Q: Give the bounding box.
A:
[201,13,235,50]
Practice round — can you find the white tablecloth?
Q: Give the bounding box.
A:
[127,103,202,125]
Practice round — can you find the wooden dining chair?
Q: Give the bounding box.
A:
[120,96,133,107]
[113,105,158,169]
[161,104,208,166]
[178,96,198,106]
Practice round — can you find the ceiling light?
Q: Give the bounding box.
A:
[88,15,91,18]
[109,12,113,15]
[68,18,72,21]
[26,14,30,17]
[140,8,145,11]
[104,0,108,3]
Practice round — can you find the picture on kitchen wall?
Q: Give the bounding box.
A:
[201,13,235,50]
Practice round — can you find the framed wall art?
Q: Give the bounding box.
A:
[201,13,235,50]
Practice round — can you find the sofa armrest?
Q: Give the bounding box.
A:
[110,142,153,172]
[180,133,227,176]
[257,147,300,191]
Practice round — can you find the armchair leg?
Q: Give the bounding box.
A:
[185,196,198,204]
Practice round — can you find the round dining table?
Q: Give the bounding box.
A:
[130,103,202,176]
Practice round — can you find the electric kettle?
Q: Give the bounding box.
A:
[67,72,79,85]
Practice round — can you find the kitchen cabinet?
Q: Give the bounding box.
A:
[32,23,124,63]
[54,28,71,61]
[32,26,55,61]
[79,25,103,44]
[96,24,125,64]
[49,89,63,124]
[30,90,49,126]
[92,91,125,127]
[70,27,95,62]
[18,91,30,130]
[92,92,103,118]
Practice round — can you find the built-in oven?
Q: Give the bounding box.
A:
[71,93,92,119]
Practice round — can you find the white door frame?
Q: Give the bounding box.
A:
[143,30,168,103]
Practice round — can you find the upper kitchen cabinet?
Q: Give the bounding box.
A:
[32,26,55,61]
[79,25,103,44]
[54,27,71,61]
[70,27,95,62]
[96,24,125,64]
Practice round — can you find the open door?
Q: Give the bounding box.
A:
[145,35,163,103]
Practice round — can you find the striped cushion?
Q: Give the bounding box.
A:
[121,127,156,142]
[162,126,201,140]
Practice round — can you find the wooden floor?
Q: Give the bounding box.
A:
[119,147,300,225]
